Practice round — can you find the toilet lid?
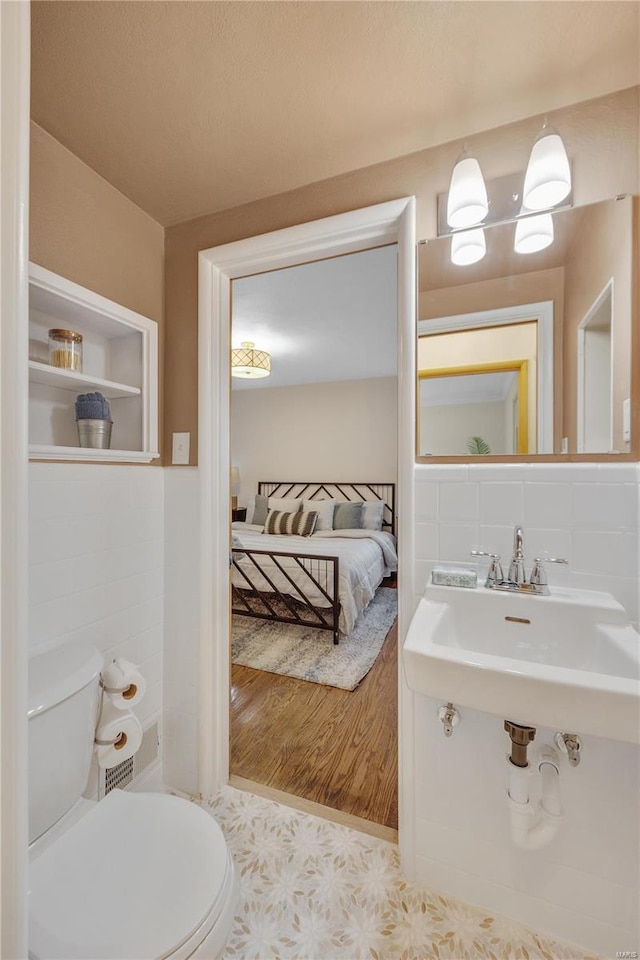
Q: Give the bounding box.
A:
[29,790,231,960]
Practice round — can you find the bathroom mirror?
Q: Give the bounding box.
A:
[417,195,638,461]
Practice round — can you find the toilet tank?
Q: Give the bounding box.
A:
[28,641,103,844]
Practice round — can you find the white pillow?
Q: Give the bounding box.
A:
[268,496,301,514]
[361,500,385,530]
[302,498,335,532]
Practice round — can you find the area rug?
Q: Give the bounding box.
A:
[232,587,397,690]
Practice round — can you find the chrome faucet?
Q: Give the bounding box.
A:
[471,524,567,595]
[507,525,526,586]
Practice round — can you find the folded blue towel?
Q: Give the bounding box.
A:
[75,392,111,421]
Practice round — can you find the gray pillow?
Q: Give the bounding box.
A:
[251,493,268,526]
[333,501,364,530]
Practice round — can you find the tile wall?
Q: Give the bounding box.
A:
[29,463,164,778]
[411,461,640,956]
[163,467,200,795]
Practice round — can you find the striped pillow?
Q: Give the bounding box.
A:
[264,509,318,537]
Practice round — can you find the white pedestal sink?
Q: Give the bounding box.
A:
[403,583,640,743]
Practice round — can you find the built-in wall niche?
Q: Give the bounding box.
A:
[28,264,159,462]
[417,195,638,462]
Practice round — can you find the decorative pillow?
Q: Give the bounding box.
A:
[333,501,364,530]
[361,500,385,531]
[250,493,269,526]
[268,496,302,514]
[250,494,300,525]
[302,498,335,532]
[264,509,318,537]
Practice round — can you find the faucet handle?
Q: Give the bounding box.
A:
[530,557,568,586]
[470,550,504,584]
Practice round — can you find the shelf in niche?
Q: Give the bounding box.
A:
[29,444,160,463]
[29,361,141,399]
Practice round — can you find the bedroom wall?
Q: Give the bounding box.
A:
[164,86,638,457]
[231,377,398,508]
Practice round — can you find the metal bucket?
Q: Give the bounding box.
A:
[77,419,113,449]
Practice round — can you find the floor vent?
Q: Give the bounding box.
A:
[101,721,160,796]
[105,756,134,794]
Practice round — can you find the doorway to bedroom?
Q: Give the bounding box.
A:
[229,245,400,832]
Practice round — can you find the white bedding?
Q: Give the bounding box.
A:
[231,525,397,635]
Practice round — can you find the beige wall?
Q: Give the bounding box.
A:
[563,196,633,452]
[420,400,510,458]
[231,377,398,505]
[164,87,638,462]
[30,123,166,457]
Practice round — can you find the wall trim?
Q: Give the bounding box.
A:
[197,197,417,873]
[0,2,30,954]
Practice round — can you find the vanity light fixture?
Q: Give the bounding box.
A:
[522,121,571,211]
[446,150,489,229]
[451,227,486,266]
[514,212,554,254]
[231,341,271,379]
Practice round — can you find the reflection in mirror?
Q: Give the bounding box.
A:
[419,362,527,457]
[417,195,634,459]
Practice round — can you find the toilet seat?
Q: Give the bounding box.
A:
[29,790,235,960]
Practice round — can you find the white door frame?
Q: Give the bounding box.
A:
[577,278,614,453]
[0,1,30,954]
[198,197,416,866]
[418,301,554,453]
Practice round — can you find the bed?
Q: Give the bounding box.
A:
[231,481,397,644]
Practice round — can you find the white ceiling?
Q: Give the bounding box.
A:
[420,371,517,406]
[31,1,640,225]
[231,245,397,390]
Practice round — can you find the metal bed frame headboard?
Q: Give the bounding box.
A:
[257,481,396,537]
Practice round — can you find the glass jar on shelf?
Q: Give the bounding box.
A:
[48,328,83,372]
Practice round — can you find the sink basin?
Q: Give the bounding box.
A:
[403,583,640,744]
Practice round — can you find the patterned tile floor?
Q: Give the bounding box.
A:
[209,786,598,960]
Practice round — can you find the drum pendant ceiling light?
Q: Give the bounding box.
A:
[231,341,271,379]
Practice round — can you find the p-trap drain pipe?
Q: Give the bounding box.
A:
[504,720,563,850]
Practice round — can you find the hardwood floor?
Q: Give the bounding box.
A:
[230,606,398,830]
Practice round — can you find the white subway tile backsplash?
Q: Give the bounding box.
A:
[572,483,630,530]
[414,481,439,521]
[523,483,572,529]
[438,522,480,562]
[414,522,438,561]
[438,482,478,521]
[479,482,523,524]
[29,463,164,769]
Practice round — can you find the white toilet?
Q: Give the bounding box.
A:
[28,641,238,960]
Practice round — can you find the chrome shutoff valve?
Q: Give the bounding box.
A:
[438,702,460,737]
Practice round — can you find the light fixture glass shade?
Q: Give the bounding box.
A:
[522,130,571,210]
[451,228,486,266]
[514,213,554,254]
[231,341,271,379]
[446,156,488,229]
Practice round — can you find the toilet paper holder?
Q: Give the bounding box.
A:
[95,731,128,749]
[100,678,138,700]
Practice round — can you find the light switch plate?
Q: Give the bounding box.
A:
[623,398,631,443]
[172,431,190,464]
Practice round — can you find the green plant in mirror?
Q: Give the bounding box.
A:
[467,436,492,456]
